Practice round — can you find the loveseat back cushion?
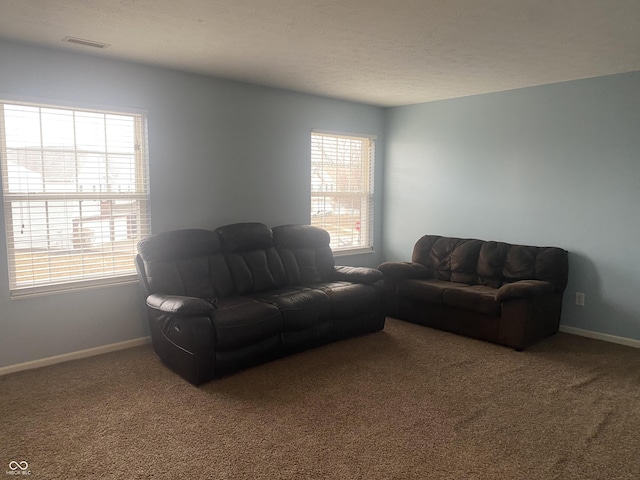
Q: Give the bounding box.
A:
[477,241,512,288]
[272,224,336,285]
[216,223,288,294]
[449,239,484,284]
[412,236,484,284]
[137,229,234,300]
[412,235,568,291]
[503,245,569,291]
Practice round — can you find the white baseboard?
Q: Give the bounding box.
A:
[0,336,152,376]
[559,325,640,349]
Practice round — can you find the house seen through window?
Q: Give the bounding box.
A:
[311,131,375,253]
[0,100,150,296]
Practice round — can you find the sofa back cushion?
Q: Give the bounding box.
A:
[272,224,336,285]
[216,222,288,294]
[137,229,234,300]
[412,235,568,291]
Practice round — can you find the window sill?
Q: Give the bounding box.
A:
[10,275,139,299]
[333,247,375,257]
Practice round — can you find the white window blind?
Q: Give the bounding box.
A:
[311,131,375,253]
[0,100,150,297]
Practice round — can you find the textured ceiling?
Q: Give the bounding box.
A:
[1,0,640,106]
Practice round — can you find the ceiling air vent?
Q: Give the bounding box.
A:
[62,36,110,49]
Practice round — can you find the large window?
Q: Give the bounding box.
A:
[311,131,375,253]
[0,99,150,297]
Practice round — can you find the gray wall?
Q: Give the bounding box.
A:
[0,39,385,368]
[3,36,639,368]
[384,71,640,341]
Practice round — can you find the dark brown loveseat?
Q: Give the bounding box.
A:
[378,235,568,350]
[136,222,385,384]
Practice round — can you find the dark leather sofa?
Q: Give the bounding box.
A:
[135,222,385,384]
[378,235,568,350]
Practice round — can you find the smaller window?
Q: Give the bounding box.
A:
[311,131,375,253]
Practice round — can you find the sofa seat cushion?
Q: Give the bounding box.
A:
[249,287,330,331]
[396,279,469,304]
[442,285,500,316]
[213,297,283,351]
[314,281,378,319]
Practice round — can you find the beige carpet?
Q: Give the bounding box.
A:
[2,318,640,479]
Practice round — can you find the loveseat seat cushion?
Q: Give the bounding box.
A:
[213,297,283,351]
[441,285,500,316]
[396,279,468,304]
[396,279,500,316]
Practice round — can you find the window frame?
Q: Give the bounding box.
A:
[310,130,375,255]
[0,97,150,298]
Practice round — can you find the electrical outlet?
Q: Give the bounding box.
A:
[575,292,585,306]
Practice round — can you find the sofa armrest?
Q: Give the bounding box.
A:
[146,293,216,317]
[333,265,383,284]
[145,294,216,385]
[496,280,555,302]
[378,261,429,281]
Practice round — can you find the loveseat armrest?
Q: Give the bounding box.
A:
[377,262,428,318]
[495,280,555,303]
[146,293,216,317]
[378,261,429,281]
[333,265,383,284]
